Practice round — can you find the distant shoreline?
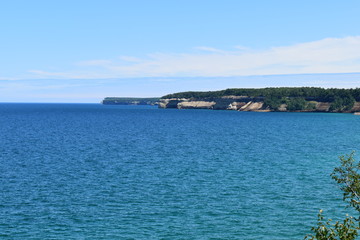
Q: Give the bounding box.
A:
[101,97,160,106]
[103,87,360,113]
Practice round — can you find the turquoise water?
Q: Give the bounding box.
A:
[1,103,360,239]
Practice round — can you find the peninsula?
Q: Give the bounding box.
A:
[159,87,360,113]
[102,97,160,105]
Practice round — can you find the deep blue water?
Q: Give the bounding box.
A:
[1,103,360,239]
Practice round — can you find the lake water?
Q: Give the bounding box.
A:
[1,103,360,239]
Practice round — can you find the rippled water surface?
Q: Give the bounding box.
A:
[1,103,360,239]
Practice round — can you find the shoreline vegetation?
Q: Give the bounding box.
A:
[103,87,360,113]
[101,97,160,105]
[305,152,360,240]
[160,87,360,113]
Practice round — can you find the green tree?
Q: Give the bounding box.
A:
[331,152,360,212]
[305,210,358,240]
[286,97,307,111]
[263,96,283,110]
[305,152,360,239]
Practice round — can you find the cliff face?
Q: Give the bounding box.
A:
[159,96,360,113]
[159,97,265,111]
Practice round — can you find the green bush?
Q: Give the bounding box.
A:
[305,152,360,239]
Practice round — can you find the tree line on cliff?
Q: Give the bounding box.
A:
[161,87,360,111]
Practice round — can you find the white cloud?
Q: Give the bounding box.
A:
[28,36,360,79]
[194,46,228,53]
[0,77,19,80]
[29,70,69,77]
[28,69,116,79]
[234,45,250,51]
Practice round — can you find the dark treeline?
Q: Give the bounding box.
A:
[162,87,360,101]
[161,87,360,111]
[102,97,160,105]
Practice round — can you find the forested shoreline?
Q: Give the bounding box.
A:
[102,97,160,105]
[161,87,360,112]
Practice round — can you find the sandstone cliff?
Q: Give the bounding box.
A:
[159,97,360,113]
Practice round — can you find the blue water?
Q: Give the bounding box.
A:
[1,103,360,239]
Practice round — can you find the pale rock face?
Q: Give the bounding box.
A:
[227,102,238,110]
[178,101,216,109]
[159,100,169,108]
[278,104,287,112]
[247,102,264,111]
[227,102,247,110]
[240,102,264,111]
[159,98,190,108]
[351,102,360,112]
[239,101,253,111]
[315,102,331,112]
[160,97,360,113]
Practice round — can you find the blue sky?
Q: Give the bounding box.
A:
[1,0,360,102]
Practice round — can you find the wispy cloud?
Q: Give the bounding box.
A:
[0,77,19,80]
[28,69,116,79]
[194,46,228,53]
[29,70,70,77]
[234,45,250,51]
[28,36,360,79]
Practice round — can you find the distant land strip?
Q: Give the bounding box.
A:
[102,97,160,105]
[103,87,360,113]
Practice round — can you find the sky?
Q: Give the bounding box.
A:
[1,0,360,103]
